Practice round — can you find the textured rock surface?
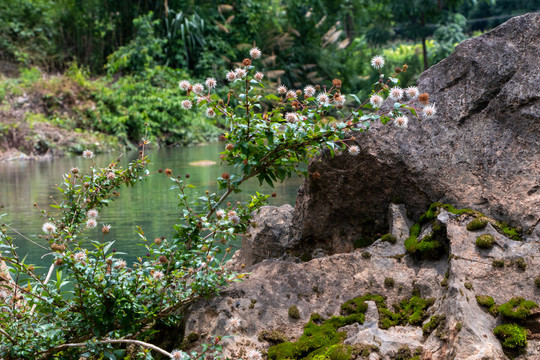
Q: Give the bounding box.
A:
[292,12,540,253]
[233,204,296,267]
[184,205,540,359]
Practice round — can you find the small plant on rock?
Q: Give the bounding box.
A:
[288,305,301,319]
[498,297,538,321]
[476,234,495,249]
[381,233,397,244]
[493,323,528,353]
[476,295,498,316]
[466,218,488,231]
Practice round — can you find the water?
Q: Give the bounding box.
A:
[0,143,303,271]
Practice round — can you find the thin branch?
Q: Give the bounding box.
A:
[0,328,15,344]
[37,338,173,360]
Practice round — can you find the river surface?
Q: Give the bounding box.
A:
[0,143,302,271]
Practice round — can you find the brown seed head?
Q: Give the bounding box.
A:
[158,169,163,173]
[315,84,321,91]
[55,258,63,266]
[271,192,277,198]
[159,255,168,264]
[312,171,321,180]
[219,154,226,160]
[164,168,173,176]
[332,79,342,88]
[243,159,248,165]
[106,258,113,265]
[222,172,230,180]
[242,58,251,66]
[296,90,302,97]
[226,143,234,151]
[394,67,402,73]
[418,93,429,103]
[101,225,110,235]
[154,237,162,245]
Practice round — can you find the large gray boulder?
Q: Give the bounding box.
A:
[292,12,540,253]
[184,204,540,359]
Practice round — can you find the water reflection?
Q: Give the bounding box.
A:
[0,143,302,270]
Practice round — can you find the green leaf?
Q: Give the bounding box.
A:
[349,94,361,104]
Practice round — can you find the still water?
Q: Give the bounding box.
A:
[0,142,302,271]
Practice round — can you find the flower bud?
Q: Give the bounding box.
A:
[222,172,230,180]
[394,67,402,73]
[315,85,321,90]
[154,237,162,245]
[201,245,209,252]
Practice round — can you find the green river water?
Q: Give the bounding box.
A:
[0,142,302,272]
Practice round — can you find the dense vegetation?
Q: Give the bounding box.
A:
[1,0,538,152]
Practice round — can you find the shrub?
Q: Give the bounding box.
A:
[476,234,495,249]
[466,218,488,231]
[1,50,434,358]
[493,323,528,352]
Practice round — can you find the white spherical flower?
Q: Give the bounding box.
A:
[178,80,191,91]
[230,215,240,224]
[369,94,383,107]
[181,100,193,110]
[106,172,115,181]
[389,87,404,101]
[235,68,247,78]
[228,317,241,331]
[317,93,329,105]
[74,251,87,262]
[205,77,217,89]
[82,150,93,159]
[423,104,437,118]
[153,270,165,281]
[405,86,419,98]
[277,85,287,95]
[250,47,262,59]
[216,209,225,219]
[206,108,216,118]
[192,83,204,93]
[285,112,297,123]
[334,94,346,105]
[286,90,297,100]
[42,222,57,234]
[115,259,127,269]
[87,209,99,219]
[247,350,263,360]
[170,350,185,360]
[227,210,237,217]
[254,72,264,81]
[304,85,316,98]
[371,55,385,69]
[226,70,236,82]
[86,218,98,229]
[394,116,409,128]
[348,145,360,156]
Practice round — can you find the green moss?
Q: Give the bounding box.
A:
[384,277,395,288]
[515,257,527,271]
[395,345,421,360]
[269,293,434,360]
[259,330,288,344]
[498,297,538,321]
[354,237,376,249]
[476,295,499,316]
[361,251,372,260]
[289,305,301,319]
[440,271,449,287]
[535,277,540,289]
[186,332,199,343]
[464,282,473,290]
[440,204,476,216]
[404,204,446,260]
[381,233,397,244]
[495,221,522,241]
[475,234,495,249]
[422,314,446,337]
[492,259,505,268]
[466,218,488,231]
[351,344,379,358]
[493,323,528,353]
[455,322,463,332]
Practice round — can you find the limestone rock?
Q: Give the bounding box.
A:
[233,204,296,267]
[292,12,540,253]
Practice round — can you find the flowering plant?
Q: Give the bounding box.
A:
[0,48,434,359]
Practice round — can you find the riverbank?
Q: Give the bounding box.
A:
[0,64,220,159]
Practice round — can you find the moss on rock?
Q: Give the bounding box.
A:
[466,218,488,231]
[498,297,538,321]
[475,234,495,249]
